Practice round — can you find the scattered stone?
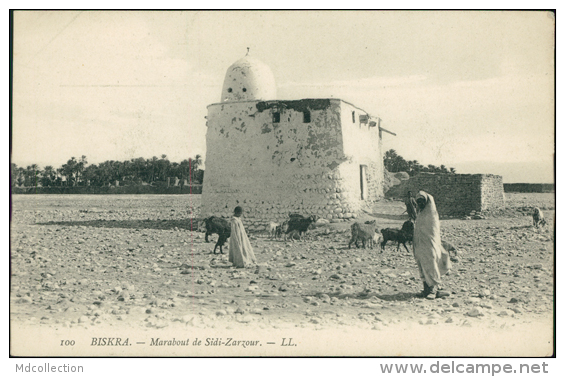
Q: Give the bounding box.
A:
[78,316,89,323]
[237,315,253,323]
[466,308,483,317]
[464,298,481,305]
[15,297,32,304]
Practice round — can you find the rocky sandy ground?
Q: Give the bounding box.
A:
[9,193,555,356]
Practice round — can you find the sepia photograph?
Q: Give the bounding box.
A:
[9,10,555,359]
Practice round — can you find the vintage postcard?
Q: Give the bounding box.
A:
[10,10,555,359]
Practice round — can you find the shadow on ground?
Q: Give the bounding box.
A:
[306,290,420,302]
[509,225,535,231]
[364,212,408,221]
[37,219,201,231]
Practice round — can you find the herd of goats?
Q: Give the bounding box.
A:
[196,205,547,262]
[197,212,454,258]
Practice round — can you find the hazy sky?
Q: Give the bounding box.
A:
[11,11,555,182]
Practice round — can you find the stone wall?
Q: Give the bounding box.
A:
[480,175,505,211]
[503,183,554,193]
[201,98,383,230]
[391,173,504,217]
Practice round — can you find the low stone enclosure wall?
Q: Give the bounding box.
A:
[503,183,554,193]
[386,173,505,217]
[12,185,203,195]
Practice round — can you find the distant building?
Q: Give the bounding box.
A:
[201,54,388,228]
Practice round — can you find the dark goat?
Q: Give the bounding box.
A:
[400,220,414,242]
[348,220,377,249]
[285,215,318,240]
[381,228,410,253]
[202,216,231,254]
[288,213,305,221]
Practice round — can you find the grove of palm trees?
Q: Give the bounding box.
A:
[11,154,204,188]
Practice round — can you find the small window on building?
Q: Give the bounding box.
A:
[303,110,311,123]
[352,111,356,123]
[227,88,233,93]
[273,112,280,123]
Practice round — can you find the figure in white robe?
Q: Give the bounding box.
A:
[229,206,257,268]
[413,191,451,299]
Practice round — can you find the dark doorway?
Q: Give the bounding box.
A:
[360,165,368,200]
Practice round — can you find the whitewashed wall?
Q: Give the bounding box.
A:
[201,99,384,230]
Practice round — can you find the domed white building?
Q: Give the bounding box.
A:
[201,54,387,229]
[220,55,277,102]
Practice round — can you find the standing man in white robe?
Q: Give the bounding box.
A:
[229,206,257,268]
[413,191,451,299]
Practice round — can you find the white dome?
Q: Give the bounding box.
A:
[221,56,277,102]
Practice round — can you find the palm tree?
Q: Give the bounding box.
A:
[25,164,39,187]
[158,154,170,181]
[16,166,25,186]
[149,156,159,182]
[179,159,191,184]
[190,154,203,183]
[193,154,202,170]
[11,163,19,188]
[61,157,78,186]
[41,165,56,187]
[83,164,98,186]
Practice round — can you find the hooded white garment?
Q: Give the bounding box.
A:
[413,191,451,286]
[229,216,257,268]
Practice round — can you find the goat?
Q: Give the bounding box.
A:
[267,221,280,239]
[533,207,547,228]
[441,240,460,262]
[348,220,378,249]
[380,220,414,253]
[202,216,231,254]
[285,214,318,241]
[400,220,414,242]
[289,212,305,220]
[381,228,411,253]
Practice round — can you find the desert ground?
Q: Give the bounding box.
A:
[9,193,555,356]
